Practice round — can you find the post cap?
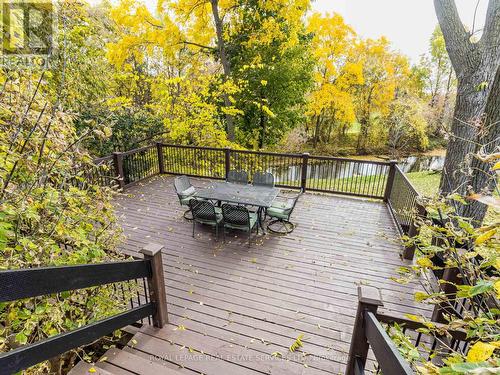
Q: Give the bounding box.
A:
[139,243,164,257]
[389,159,398,164]
[357,285,383,306]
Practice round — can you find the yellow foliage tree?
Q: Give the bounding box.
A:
[306,12,363,147]
[107,0,241,147]
[354,37,412,153]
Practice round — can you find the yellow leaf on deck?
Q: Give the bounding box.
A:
[466,342,496,362]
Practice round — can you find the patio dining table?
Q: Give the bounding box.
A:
[194,181,280,232]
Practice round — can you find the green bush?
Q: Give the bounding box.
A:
[0,71,126,373]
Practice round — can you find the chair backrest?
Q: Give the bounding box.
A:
[174,175,192,196]
[221,204,250,226]
[227,170,248,184]
[189,199,217,222]
[253,172,274,187]
[281,191,303,219]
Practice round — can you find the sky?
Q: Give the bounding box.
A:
[311,0,488,62]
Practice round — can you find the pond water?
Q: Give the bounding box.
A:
[270,154,446,184]
[398,155,446,173]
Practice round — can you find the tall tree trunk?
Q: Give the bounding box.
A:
[461,67,500,223]
[356,116,369,154]
[313,114,321,148]
[210,0,235,141]
[434,0,499,223]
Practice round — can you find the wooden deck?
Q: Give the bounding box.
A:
[96,175,430,374]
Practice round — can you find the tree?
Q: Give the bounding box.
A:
[107,0,241,148]
[228,0,314,148]
[425,26,456,135]
[354,38,408,154]
[306,12,362,148]
[386,96,429,157]
[434,0,500,224]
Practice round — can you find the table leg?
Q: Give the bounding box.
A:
[258,207,267,234]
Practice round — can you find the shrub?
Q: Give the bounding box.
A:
[0,71,126,373]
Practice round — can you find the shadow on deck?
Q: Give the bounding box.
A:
[107,175,430,374]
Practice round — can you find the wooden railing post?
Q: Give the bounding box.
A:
[383,160,397,202]
[224,147,231,179]
[156,142,165,174]
[403,201,426,260]
[300,152,309,191]
[139,243,168,328]
[346,285,383,375]
[112,151,125,190]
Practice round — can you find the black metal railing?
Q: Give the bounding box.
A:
[93,143,396,199]
[229,148,304,189]
[161,143,226,180]
[157,143,392,198]
[387,166,422,236]
[346,286,471,375]
[306,155,390,198]
[122,145,160,185]
[89,155,116,187]
[0,243,168,374]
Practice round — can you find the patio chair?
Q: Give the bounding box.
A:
[252,172,275,187]
[227,170,248,184]
[221,204,258,247]
[189,199,223,240]
[174,175,197,220]
[266,190,303,234]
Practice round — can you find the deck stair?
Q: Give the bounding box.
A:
[69,319,360,375]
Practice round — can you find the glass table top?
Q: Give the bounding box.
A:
[195,181,280,207]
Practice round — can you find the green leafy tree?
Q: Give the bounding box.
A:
[226,0,314,149]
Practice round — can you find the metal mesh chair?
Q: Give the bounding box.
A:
[252,172,275,187]
[189,199,222,240]
[266,189,303,234]
[221,204,258,247]
[227,170,248,184]
[174,175,196,220]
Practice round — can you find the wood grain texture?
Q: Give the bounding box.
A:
[111,175,430,374]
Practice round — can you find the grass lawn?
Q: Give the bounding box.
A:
[406,170,497,224]
[406,171,441,196]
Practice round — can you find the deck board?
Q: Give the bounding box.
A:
[112,175,429,374]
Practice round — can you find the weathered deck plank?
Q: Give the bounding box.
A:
[112,175,429,374]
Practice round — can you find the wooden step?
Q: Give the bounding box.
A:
[100,347,188,374]
[69,360,116,375]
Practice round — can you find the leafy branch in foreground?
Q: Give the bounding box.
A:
[0,69,128,373]
[389,152,499,374]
